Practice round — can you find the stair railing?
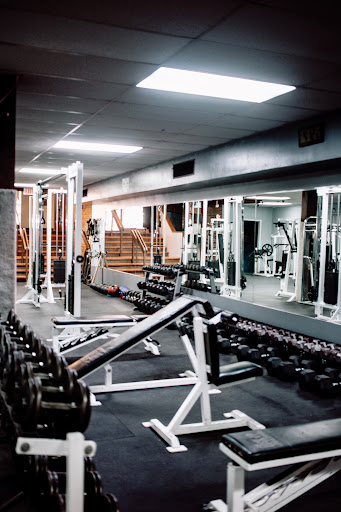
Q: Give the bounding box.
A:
[18,227,29,278]
[111,210,124,256]
[131,229,147,266]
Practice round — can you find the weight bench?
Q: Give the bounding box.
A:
[206,418,341,512]
[143,313,265,453]
[51,314,159,355]
[69,296,211,394]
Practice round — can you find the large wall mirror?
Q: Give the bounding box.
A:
[91,183,341,323]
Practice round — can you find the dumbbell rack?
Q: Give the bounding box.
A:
[182,265,218,294]
[141,266,183,301]
[16,432,97,512]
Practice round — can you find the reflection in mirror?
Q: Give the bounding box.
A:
[241,191,304,313]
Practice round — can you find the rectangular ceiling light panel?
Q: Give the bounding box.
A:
[53,141,143,153]
[137,67,295,103]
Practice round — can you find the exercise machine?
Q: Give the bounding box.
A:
[274,219,298,302]
[220,197,243,298]
[17,162,83,316]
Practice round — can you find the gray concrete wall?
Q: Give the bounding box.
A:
[0,189,16,318]
[86,110,341,208]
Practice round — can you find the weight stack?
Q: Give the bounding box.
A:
[53,259,66,283]
[324,271,338,305]
[227,261,236,286]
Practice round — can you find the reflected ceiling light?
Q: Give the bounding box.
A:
[137,67,296,103]
[53,140,143,153]
[19,168,64,175]
[246,196,291,200]
[258,201,292,206]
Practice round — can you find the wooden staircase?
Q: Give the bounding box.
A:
[16,228,67,282]
[17,228,180,280]
[105,229,180,276]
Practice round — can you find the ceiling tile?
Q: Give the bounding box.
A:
[164,40,337,85]
[184,125,254,139]
[16,92,108,113]
[17,76,128,101]
[202,3,341,63]
[0,1,241,37]
[0,8,190,64]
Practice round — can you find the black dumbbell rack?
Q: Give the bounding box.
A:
[181,264,218,294]
[141,264,184,301]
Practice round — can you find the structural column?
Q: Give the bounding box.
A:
[0,74,16,318]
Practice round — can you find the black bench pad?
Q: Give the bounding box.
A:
[52,315,138,326]
[221,418,341,463]
[213,361,263,386]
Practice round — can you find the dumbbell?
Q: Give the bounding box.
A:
[299,366,341,395]
[19,454,96,478]
[272,355,318,381]
[13,377,91,434]
[37,493,120,512]
[37,469,103,497]
[2,344,63,394]
[237,343,279,363]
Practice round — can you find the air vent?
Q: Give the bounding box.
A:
[82,188,88,197]
[173,159,195,179]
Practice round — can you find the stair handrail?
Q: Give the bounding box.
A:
[18,226,29,278]
[82,230,91,250]
[111,210,124,256]
[131,229,147,265]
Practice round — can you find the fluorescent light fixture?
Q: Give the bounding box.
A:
[246,196,291,200]
[259,202,292,206]
[19,168,64,175]
[53,141,143,153]
[137,67,295,103]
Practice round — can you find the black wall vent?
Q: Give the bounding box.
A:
[82,188,88,197]
[173,159,195,179]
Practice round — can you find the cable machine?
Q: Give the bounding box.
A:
[17,162,84,316]
[314,188,341,321]
[220,196,243,299]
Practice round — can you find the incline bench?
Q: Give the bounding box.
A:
[143,313,265,452]
[206,417,341,511]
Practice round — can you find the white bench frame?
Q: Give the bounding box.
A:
[208,442,341,512]
[143,315,265,453]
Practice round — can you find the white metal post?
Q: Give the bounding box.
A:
[201,199,208,268]
[183,201,189,265]
[150,205,154,265]
[73,162,83,318]
[66,432,85,512]
[45,188,54,303]
[162,204,166,264]
[65,167,74,314]
[227,463,245,512]
[315,191,329,317]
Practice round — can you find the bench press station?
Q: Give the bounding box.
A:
[205,418,341,511]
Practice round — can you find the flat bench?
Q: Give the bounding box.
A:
[206,418,341,512]
[51,314,150,355]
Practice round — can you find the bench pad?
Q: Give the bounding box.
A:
[213,361,263,386]
[52,315,138,326]
[221,418,341,463]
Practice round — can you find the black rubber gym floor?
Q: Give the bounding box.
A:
[3,283,340,511]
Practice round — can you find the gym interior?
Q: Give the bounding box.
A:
[1,3,341,512]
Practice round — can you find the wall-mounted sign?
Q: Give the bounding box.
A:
[298,123,325,148]
[23,188,33,195]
